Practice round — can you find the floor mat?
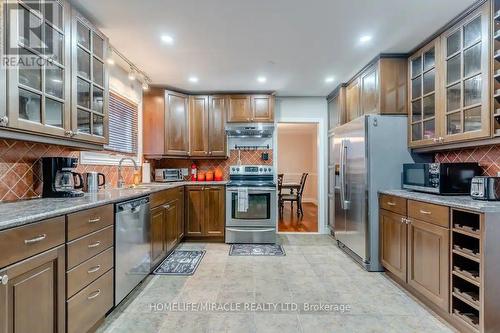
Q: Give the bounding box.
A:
[229,244,286,256]
[153,250,205,275]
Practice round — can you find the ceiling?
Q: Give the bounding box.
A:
[70,0,476,96]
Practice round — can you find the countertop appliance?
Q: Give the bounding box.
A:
[470,176,500,200]
[333,115,414,271]
[115,196,151,306]
[403,163,480,195]
[225,165,277,244]
[41,157,84,198]
[225,123,275,138]
[154,168,184,182]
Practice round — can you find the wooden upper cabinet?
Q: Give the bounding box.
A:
[4,0,72,138]
[208,96,227,156]
[360,64,379,115]
[227,95,252,122]
[409,39,442,147]
[378,58,408,115]
[328,86,345,130]
[251,95,275,122]
[346,78,361,122]
[143,88,165,156]
[189,96,209,157]
[165,90,189,156]
[441,4,490,144]
[0,246,66,333]
[71,10,110,144]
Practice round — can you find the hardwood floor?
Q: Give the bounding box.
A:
[278,202,318,232]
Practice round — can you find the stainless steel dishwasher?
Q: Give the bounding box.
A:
[115,196,151,306]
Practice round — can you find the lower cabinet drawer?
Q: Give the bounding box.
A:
[66,247,114,298]
[67,226,114,269]
[67,269,113,333]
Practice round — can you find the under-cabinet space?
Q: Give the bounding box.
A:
[453,297,480,332]
[453,254,481,285]
[453,275,480,309]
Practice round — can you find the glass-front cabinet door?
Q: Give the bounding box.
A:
[442,5,490,143]
[5,0,71,137]
[408,39,441,147]
[71,10,109,144]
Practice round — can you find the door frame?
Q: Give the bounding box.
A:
[275,119,326,234]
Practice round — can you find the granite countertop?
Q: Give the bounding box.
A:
[379,189,500,213]
[0,181,228,232]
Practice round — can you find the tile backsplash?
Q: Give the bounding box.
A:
[0,139,138,202]
[435,144,500,176]
[150,150,273,180]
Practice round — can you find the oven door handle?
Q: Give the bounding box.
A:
[226,228,276,233]
[227,188,276,192]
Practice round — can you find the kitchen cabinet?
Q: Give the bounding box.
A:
[360,64,379,115]
[185,185,225,240]
[327,86,345,131]
[189,95,227,157]
[227,94,274,123]
[189,96,209,157]
[379,209,407,281]
[165,90,190,156]
[4,0,71,138]
[227,95,252,122]
[409,2,490,148]
[251,95,275,122]
[407,218,450,312]
[70,10,110,144]
[346,78,360,122]
[0,245,66,333]
[379,195,450,312]
[208,95,227,156]
[149,188,184,269]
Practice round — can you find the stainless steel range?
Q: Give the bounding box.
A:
[225,165,277,244]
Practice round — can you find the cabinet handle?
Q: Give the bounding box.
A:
[1,275,8,285]
[87,265,102,274]
[163,204,170,209]
[24,234,47,245]
[400,217,406,224]
[87,289,101,300]
[88,217,101,223]
[386,202,396,206]
[88,241,101,249]
[419,210,432,215]
[406,219,412,225]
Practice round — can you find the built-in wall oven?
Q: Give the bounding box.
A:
[225,165,277,244]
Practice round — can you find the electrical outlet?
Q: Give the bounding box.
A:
[181,168,189,176]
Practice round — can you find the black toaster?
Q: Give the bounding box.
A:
[470,177,500,201]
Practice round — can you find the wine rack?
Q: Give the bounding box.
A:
[451,209,483,332]
[493,0,500,136]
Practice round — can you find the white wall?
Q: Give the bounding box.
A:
[274,97,328,234]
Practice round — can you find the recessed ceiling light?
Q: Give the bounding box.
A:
[106,57,115,65]
[325,77,335,83]
[189,76,199,83]
[360,35,372,43]
[257,76,267,83]
[161,35,174,44]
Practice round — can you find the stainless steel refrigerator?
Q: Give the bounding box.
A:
[333,115,414,271]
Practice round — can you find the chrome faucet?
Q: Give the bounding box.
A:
[117,157,139,188]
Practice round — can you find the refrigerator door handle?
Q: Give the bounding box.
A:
[339,139,344,210]
[342,140,350,210]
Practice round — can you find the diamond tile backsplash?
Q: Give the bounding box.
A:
[0,139,138,202]
[435,144,500,176]
[150,150,273,180]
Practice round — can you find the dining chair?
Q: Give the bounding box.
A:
[277,174,284,217]
[281,173,308,217]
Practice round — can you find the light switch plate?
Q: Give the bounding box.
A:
[182,168,189,176]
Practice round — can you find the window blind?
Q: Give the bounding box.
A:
[105,92,138,154]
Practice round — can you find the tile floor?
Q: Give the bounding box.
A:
[98,235,455,333]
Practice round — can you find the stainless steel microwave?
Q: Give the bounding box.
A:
[154,169,183,182]
[402,163,481,195]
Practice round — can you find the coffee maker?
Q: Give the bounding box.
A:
[42,157,84,198]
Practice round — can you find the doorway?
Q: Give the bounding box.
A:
[277,123,319,232]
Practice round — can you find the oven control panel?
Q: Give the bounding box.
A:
[230,165,274,175]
